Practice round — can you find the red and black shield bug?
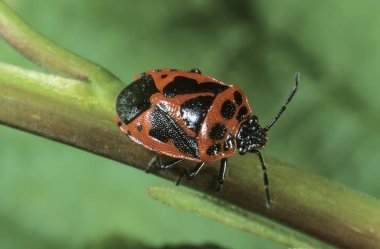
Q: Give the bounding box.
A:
[115,68,299,208]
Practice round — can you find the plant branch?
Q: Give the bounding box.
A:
[1,2,380,249]
[0,0,120,85]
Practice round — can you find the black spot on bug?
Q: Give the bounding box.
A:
[161,74,168,79]
[209,123,227,140]
[207,143,221,156]
[163,76,229,97]
[115,75,159,125]
[137,124,143,131]
[117,120,123,127]
[221,100,236,120]
[234,91,243,105]
[149,127,169,143]
[127,130,131,136]
[236,106,248,122]
[223,133,235,151]
[170,69,178,71]
[181,96,214,133]
[149,106,199,158]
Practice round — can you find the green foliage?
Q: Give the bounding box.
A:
[1,1,380,249]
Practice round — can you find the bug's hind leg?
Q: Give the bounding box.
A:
[176,162,205,185]
[217,158,228,191]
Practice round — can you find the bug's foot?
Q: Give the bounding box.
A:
[175,169,195,185]
[175,171,185,185]
[175,176,182,186]
[217,183,223,192]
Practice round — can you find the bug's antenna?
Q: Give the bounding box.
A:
[255,150,271,208]
[264,72,300,131]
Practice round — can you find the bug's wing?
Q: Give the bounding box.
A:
[116,75,159,125]
[147,105,200,159]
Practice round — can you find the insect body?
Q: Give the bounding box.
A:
[115,68,299,208]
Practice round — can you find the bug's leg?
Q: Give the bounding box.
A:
[176,162,205,185]
[159,158,184,170]
[187,162,206,180]
[145,155,158,173]
[255,151,271,208]
[146,156,183,172]
[217,158,228,191]
[190,68,202,74]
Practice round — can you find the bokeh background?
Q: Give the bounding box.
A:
[1,1,380,248]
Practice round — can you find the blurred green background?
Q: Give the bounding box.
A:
[1,0,380,248]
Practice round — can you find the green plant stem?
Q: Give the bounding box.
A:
[1,2,380,248]
[0,1,119,85]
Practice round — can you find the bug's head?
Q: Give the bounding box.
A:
[236,115,268,155]
[237,72,300,156]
